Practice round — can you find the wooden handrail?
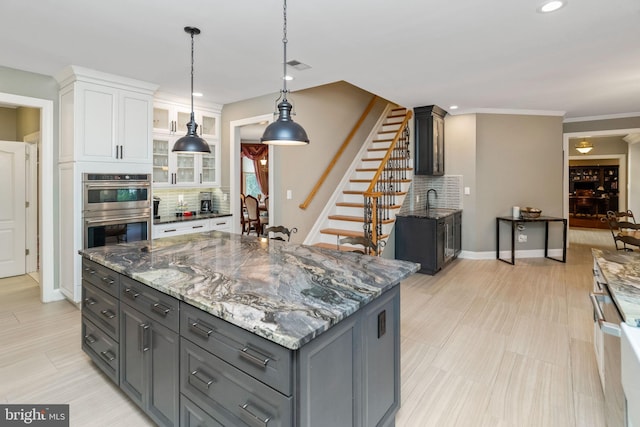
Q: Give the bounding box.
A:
[365,110,413,193]
[299,95,379,210]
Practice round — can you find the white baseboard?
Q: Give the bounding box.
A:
[459,248,565,260]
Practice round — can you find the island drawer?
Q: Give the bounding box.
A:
[82,258,119,297]
[180,302,292,396]
[82,281,119,341]
[181,394,227,427]
[120,276,179,333]
[181,338,293,427]
[82,315,119,385]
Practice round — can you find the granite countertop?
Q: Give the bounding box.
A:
[80,232,419,350]
[154,212,232,225]
[397,208,461,219]
[592,248,640,327]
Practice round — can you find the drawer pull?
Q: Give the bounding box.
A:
[139,323,150,352]
[151,303,171,317]
[124,288,140,300]
[84,334,97,345]
[164,229,177,233]
[189,321,214,339]
[84,297,97,306]
[190,369,215,390]
[100,350,116,362]
[192,225,204,229]
[239,403,271,427]
[100,309,116,319]
[101,276,115,285]
[239,346,271,368]
[84,267,96,275]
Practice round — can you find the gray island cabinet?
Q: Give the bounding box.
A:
[80,231,419,427]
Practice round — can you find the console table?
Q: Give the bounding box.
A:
[496,216,567,265]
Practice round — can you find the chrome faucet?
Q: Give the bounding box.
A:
[426,188,438,211]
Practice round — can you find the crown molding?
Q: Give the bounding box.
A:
[448,108,565,117]
[563,112,640,123]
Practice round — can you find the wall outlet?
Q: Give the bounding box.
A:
[286,190,292,200]
[518,234,527,243]
[222,193,227,201]
[464,187,471,195]
[416,195,420,203]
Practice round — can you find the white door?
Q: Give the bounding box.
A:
[0,141,26,278]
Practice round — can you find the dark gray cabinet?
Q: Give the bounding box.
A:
[395,212,462,275]
[414,105,447,176]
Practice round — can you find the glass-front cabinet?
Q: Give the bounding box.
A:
[152,137,219,187]
[153,102,220,140]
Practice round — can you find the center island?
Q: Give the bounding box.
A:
[79,230,419,427]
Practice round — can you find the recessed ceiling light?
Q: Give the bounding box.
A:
[192,92,203,97]
[538,0,566,13]
[283,75,294,81]
[449,105,459,110]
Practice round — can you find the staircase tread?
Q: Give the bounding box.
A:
[336,202,402,209]
[343,190,407,195]
[361,157,407,162]
[312,242,380,254]
[373,139,394,143]
[320,228,390,239]
[355,167,412,172]
[328,214,395,224]
[368,147,392,152]
[350,178,412,183]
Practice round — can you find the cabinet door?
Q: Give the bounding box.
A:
[120,303,146,407]
[153,137,172,185]
[153,103,174,134]
[454,212,462,257]
[120,91,153,163]
[199,111,219,139]
[78,82,117,161]
[436,219,445,271]
[200,143,219,186]
[174,152,198,185]
[147,320,180,427]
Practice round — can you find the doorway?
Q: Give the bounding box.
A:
[0,92,55,302]
[230,114,274,234]
[0,141,27,278]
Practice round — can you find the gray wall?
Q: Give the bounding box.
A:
[221,81,387,243]
[476,114,564,253]
[0,107,17,140]
[564,116,640,133]
[570,135,628,157]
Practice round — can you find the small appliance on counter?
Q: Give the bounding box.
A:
[200,191,213,213]
[153,196,161,220]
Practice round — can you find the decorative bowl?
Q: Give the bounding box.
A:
[520,207,542,219]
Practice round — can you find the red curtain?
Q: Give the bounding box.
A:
[241,144,269,196]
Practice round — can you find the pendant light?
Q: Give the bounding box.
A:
[261,0,310,145]
[172,26,211,153]
[575,139,593,154]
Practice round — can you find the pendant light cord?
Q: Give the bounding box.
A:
[190,29,195,118]
[282,0,288,100]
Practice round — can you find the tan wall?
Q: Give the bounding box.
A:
[564,116,640,133]
[16,107,40,140]
[476,114,564,252]
[569,135,628,157]
[444,114,477,251]
[221,81,387,243]
[0,107,17,140]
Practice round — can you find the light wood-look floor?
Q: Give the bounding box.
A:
[0,229,613,426]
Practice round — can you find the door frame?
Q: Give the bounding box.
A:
[0,93,57,302]
[563,127,640,224]
[23,131,39,275]
[229,114,274,234]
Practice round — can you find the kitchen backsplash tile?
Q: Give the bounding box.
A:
[153,187,230,218]
[401,175,463,213]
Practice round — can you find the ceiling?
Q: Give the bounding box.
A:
[1,0,639,119]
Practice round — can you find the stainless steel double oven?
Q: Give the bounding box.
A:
[83,173,151,249]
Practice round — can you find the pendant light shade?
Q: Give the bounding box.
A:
[575,139,593,154]
[261,0,309,146]
[173,26,210,153]
[261,100,309,145]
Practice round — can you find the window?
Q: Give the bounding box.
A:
[242,156,261,198]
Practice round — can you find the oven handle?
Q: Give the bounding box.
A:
[85,182,151,189]
[589,292,621,337]
[85,215,150,225]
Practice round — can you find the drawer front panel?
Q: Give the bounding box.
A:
[181,338,292,427]
[82,281,119,341]
[120,276,179,332]
[180,302,292,395]
[181,394,228,427]
[82,258,119,297]
[82,315,119,385]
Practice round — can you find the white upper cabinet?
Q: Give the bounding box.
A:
[56,66,158,164]
[152,97,221,188]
